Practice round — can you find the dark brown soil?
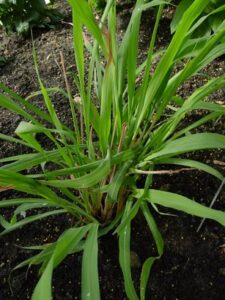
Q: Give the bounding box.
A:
[0,1,225,300]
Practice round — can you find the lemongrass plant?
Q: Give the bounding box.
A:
[0,0,225,299]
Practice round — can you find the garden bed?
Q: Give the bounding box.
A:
[0,1,225,299]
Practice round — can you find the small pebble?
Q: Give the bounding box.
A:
[130,251,141,268]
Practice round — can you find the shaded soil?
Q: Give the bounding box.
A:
[0,1,225,300]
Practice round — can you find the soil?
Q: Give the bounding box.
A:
[0,1,225,300]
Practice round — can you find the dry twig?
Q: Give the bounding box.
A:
[133,167,194,175]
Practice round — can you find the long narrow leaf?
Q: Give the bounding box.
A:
[82,223,100,300]
[156,158,224,181]
[118,200,139,300]
[41,151,111,188]
[139,202,164,300]
[32,257,54,300]
[146,133,225,161]
[0,209,66,236]
[134,189,225,227]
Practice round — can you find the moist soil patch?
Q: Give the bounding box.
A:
[0,1,225,299]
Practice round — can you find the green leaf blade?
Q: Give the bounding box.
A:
[82,223,100,300]
[32,257,54,300]
[146,133,225,161]
[135,189,225,227]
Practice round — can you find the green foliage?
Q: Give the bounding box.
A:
[0,0,225,299]
[0,0,61,34]
[0,56,7,66]
[88,0,135,9]
[171,0,225,37]
[88,0,106,9]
